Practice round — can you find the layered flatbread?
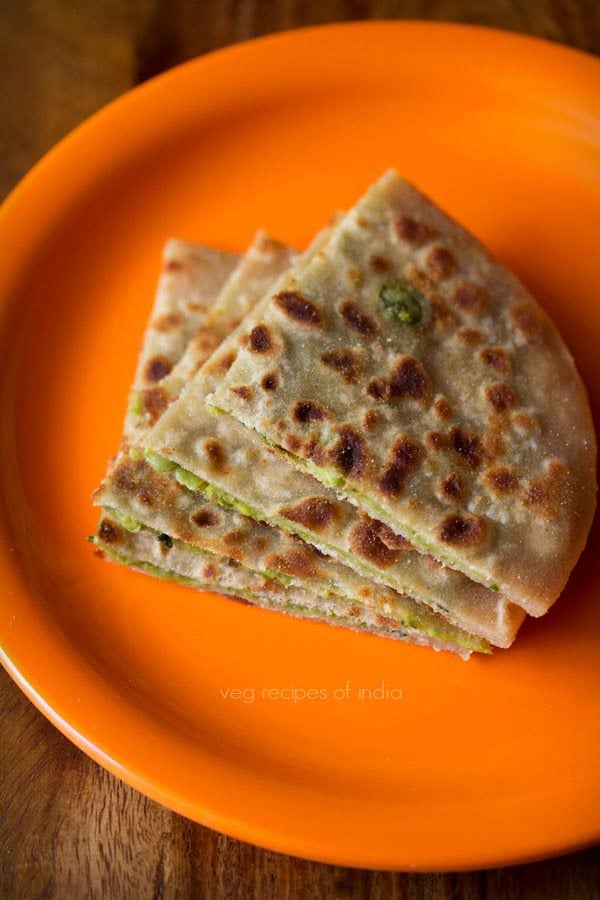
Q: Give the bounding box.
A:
[125,240,239,441]
[94,515,480,659]
[143,252,524,648]
[206,171,596,615]
[93,236,487,656]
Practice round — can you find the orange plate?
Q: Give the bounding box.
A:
[0,22,599,871]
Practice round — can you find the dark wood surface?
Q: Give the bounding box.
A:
[1,2,599,897]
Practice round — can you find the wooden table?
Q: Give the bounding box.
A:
[1,2,598,896]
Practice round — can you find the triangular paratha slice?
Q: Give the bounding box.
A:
[142,250,524,648]
[125,240,239,441]
[93,237,486,657]
[206,171,596,615]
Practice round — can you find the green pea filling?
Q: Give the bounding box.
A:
[380,278,424,325]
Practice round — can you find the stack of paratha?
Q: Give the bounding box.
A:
[92,171,596,659]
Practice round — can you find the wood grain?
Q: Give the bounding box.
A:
[1,1,599,897]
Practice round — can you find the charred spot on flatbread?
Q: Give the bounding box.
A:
[439,473,464,503]
[339,300,378,336]
[144,355,173,383]
[142,387,168,425]
[486,382,517,414]
[369,255,390,273]
[321,348,362,384]
[479,346,511,375]
[274,290,322,325]
[349,518,401,568]
[153,313,182,333]
[265,550,326,580]
[439,514,488,548]
[426,245,456,280]
[191,508,221,528]
[388,356,430,402]
[230,385,253,402]
[292,401,328,424]
[363,410,379,430]
[330,426,369,478]
[378,437,422,498]
[280,496,340,533]
[451,282,487,316]
[485,466,518,497]
[394,216,431,244]
[449,426,483,469]
[98,518,123,544]
[248,324,274,353]
[261,371,280,391]
[204,439,226,472]
[433,395,453,420]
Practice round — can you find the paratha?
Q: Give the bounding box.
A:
[143,263,524,648]
[94,234,487,655]
[125,239,239,440]
[94,515,480,659]
[207,171,597,615]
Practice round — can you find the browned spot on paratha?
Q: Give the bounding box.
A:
[223,529,247,546]
[389,356,430,402]
[153,313,182,332]
[425,431,447,451]
[395,216,431,244]
[165,259,183,272]
[330,426,369,478]
[426,245,456,279]
[275,290,322,325]
[349,519,400,569]
[440,472,464,502]
[113,458,161,506]
[249,324,274,353]
[283,433,302,453]
[363,410,379,430]
[202,563,218,579]
[432,396,452,420]
[449,426,483,468]
[452,282,487,316]
[321,348,362,384]
[378,437,422,498]
[144,355,173,383]
[210,350,237,374]
[455,327,482,345]
[521,462,567,518]
[369,254,390,272]
[192,508,221,528]
[261,372,279,391]
[280,496,340,533]
[479,346,511,375]
[265,550,325,580]
[340,300,378,336]
[486,382,516,414]
[371,520,412,550]
[142,387,168,425]
[367,378,390,401]
[230,385,253,401]
[439,514,488,547]
[204,439,226,471]
[292,401,327,424]
[98,518,122,544]
[485,466,518,496]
